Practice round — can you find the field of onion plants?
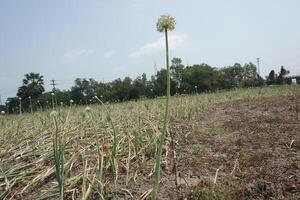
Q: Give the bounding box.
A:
[0,85,299,199]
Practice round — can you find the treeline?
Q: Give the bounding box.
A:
[2,57,295,114]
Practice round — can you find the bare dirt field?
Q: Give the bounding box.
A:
[126,95,300,200]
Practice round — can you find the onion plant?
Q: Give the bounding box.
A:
[19,97,22,115]
[94,96,118,185]
[50,111,65,200]
[51,93,55,110]
[152,14,176,200]
[85,106,105,198]
[29,96,33,113]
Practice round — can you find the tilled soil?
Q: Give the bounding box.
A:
[136,95,300,200]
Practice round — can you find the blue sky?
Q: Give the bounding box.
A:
[1,0,300,101]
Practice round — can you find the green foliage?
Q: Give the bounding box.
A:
[5,97,20,114]
[193,144,206,155]
[51,112,65,200]
[16,73,45,112]
[186,179,243,200]
[267,70,276,85]
[0,105,5,113]
[266,66,290,85]
[5,62,294,114]
[276,66,290,84]
[181,64,219,93]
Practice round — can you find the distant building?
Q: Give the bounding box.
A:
[285,75,300,84]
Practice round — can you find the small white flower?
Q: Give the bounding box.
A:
[1,111,5,115]
[85,106,91,112]
[70,99,74,103]
[51,93,55,96]
[50,111,58,118]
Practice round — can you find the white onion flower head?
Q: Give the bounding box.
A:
[70,99,74,103]
[51,93,55,96]
[1,111,5,115]
[50,111,58,118]
[85,106,91,112]
[156,15,176,32]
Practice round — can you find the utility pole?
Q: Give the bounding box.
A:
[50,80,58,107]
[256,58,260,77]
[50,80,56,92]
[154,62,158,74]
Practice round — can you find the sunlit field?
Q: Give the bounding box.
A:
[0,85,299,199]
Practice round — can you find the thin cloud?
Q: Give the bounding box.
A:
[130,34,188,58]
[63,49,95,62]
[103,50,115,58]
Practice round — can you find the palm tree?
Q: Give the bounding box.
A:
[17,72,45,111]
[152,15,176,200]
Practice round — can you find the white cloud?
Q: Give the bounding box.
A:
[103,50,115,58]
[63,49,94,62]
[130,34,188,58]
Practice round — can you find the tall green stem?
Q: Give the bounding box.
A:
[19,98,22,115]
[152,28,170,200]
[52,115,64,200]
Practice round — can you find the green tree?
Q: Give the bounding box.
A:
[132,73,148,99]
[171,57,185,91]
[220,63,244,88]
[267,70,276,85]
[70,78,97,104]
[242,62,259,87]
[276,66,290,84]
[17,73,45,111]
[181,64,219,93]
[109,77,134,102]
[5,97,20,114]
[152,69,176,96]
